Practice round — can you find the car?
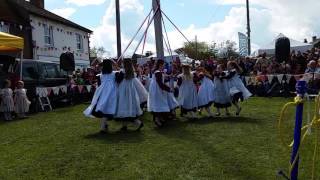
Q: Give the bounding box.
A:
[1,58,69,112]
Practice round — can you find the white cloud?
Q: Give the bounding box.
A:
[214,0,320,42]
[91,0,153,57]
[66,0,106,6]
[50,8,76,19]
[91,0,320,57]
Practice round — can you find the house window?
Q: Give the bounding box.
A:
[44,25,54,46]
[76,33,83,52]
[0,24,9,33]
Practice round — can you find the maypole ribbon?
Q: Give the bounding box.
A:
[278,81,320,180]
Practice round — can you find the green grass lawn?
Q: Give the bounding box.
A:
[0,97,319,180]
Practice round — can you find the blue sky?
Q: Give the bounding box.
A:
[46,0,320,57]
[47,0,235,30]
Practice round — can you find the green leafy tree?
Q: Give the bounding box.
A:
[90,46,107,58]
[175,41,216,60]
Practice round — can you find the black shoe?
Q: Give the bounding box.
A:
[136,122,144,131]
[99,130,107,134]
[154,118,163,128]
[120,126,128,131]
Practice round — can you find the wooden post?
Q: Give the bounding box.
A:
[116,0,122,58]
[153,0,164,60]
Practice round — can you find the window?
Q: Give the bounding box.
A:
[44,64,59,78]
[76,33,83,52]
[22,63,39,80]
[44,25,54,46]
[0,24,9,33]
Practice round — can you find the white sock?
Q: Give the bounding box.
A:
[206,107,213,117]
[100,118,107,131]
[190,111,197,118]
[134,119,142,126]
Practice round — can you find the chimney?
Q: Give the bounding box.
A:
[30,0,44,9]
[312,36,317,42]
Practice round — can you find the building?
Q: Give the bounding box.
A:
[0,0,92,68]
[311,36,320,48]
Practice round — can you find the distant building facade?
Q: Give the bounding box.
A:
[0,0,92,68]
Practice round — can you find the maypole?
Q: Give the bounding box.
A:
[153,0,164,60]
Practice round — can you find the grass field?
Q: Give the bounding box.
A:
[0,97,319,180]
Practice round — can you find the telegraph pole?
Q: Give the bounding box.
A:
[153,0,164,60]
[246,0,251,55]
[116,0,122,58]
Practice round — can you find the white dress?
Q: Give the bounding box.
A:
[0,88,14,112]
[83,72,118,118]
[213,75,232,108]
[148,71,179,113]
[197,76,215,108]
[133,78,148,104]
[115,78,143,118]
[227,69,252,100]
[178,74,198,111]
[14,89,31,113]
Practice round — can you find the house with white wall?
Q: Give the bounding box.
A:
[0,0,92,68]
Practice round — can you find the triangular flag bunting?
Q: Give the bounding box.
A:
[286,75,292,83]
[277,74,284,82]
[52,87,60,95]
[245,77,250,85]
[78,85,84,93]
[267,75,274,84]
[47,87,52,96]
[86,85,92,93]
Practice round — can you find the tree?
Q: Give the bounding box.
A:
[217,40,240,59]
[175,41,216,60]
[90,46,108,58]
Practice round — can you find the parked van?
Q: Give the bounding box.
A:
[0,58,68,112]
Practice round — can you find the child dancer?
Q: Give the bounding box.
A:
[213,64,232,116]
[0,80,14,121]
[197,67,215,117]
[14,81,31,118]
[115,59,146,131]
[227,61,252,116]
[84,60,119,133]
[177,64,198,119]
[148,59,179,127]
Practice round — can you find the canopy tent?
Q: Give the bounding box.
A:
[0,32,24,52]
[254,34,313,56]
[0,32,24,79]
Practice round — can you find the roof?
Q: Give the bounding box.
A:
[0,32,24,52]
[8,0,92,33]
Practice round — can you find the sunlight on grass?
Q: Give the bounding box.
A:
[0,97,319,179]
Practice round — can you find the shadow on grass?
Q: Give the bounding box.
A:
[187,116,261,125]
[84,130,144,144]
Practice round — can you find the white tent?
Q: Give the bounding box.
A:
[254,33,313,56]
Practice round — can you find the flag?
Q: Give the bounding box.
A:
[238,32,249,56]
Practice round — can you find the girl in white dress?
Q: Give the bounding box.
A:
[83,60,119,133]
[177,64,198,119]
[115,60,146,131]
[0,80,14,121]
[213,65,232,116]
[14,81,31,118]
[227,61,252,116]
[197,67,215,117]
[148,59,179,127]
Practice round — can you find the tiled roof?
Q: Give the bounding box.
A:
[8,0,92,33]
